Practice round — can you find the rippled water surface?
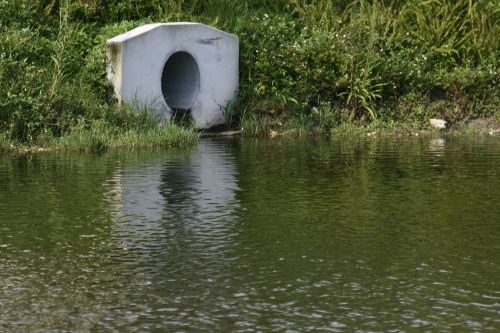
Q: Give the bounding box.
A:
[1,137,500,332]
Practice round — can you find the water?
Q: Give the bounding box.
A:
[1,137,499,332]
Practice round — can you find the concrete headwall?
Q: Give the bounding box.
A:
[106,23,239,129]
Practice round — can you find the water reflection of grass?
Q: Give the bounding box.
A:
[0,151,135,331]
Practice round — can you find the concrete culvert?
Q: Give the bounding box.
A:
[106,22,239,129]
[161,51,200,110]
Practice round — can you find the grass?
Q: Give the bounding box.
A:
[240,110,500,139]
[0,0,498,149]
[0,133,12,152]
[35,123,198,153]
[2,113,199,153]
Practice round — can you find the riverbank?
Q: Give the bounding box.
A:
[1,1,498,149]
[3,116,499,154]
[239,111,500,138]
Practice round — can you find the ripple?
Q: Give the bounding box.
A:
[1,138,500,331]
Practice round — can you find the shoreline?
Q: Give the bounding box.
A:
[2,117,499,154]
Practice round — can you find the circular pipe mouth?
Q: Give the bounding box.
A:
[161,51,200,110]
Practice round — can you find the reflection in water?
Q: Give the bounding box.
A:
[0,154,120,331]
[109,140,240,254]
[1,137,500,331]
[429,138,446,154]
[102,140,243,330]
[159,139,240,233]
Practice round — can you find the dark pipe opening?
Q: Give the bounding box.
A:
[161,51,200,111]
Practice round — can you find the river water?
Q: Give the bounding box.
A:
[1,137,499,332]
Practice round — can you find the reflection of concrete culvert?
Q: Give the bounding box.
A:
[106,140,240,257]
[106,23,239,129]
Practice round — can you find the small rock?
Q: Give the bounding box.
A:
[489,129,500,136]
[430,118,447,129]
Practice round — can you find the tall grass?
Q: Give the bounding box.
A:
[0,133,11,152]
[289,0,344,31]
[395,0,499,62]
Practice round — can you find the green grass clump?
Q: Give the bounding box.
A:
[0,133,12,151]
[48,122,199,152]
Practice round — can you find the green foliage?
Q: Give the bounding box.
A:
[310,102,343,130]
[0,0,498,144]
[237,14,301,111]
[289,0,352,30]
[396,0,499,63]
[81,21,145,100]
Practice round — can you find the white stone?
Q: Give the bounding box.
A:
[106,23,239,129]
[429,118,447,130]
